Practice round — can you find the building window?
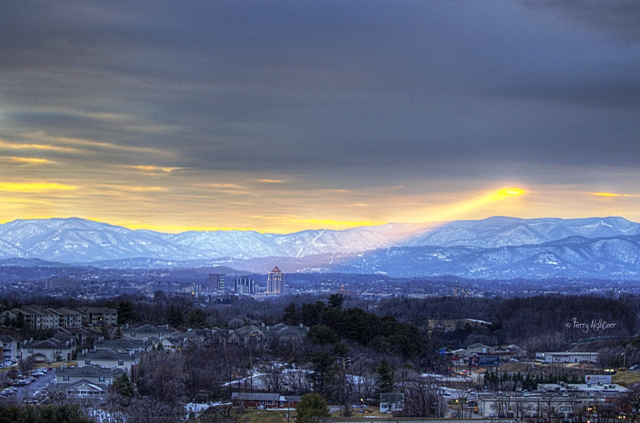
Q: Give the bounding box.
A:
[63,376,69,381]
[28,349,33,354]
[118,360,124,366]
[85,360,91,365]
[99,377,105,382]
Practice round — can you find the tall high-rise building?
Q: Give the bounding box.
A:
[234,277,255,295]
[266,266,285,295]
[208,274,226,292]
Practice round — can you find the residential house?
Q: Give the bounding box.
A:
[94,338,152,354]
[21,338,74,362]
[232,392,281,409]
[64,380,109,401]
[77,348,140,381]
[281,396,301,408]
[265,323,309,344]
[231,392,300,409]
[56,364,122,386]
[152,329,214,352]
[209,328,242,345]
[233,325,266,345]
[179,328,214,347]
[157,337,182,352]
[55,326,102,348]
[123,324,176,340]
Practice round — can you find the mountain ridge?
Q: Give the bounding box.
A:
[1,216,640,279]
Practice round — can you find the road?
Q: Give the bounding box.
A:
[16,370,56,402]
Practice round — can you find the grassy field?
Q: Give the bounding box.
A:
[613,370,640,386]
[236,409,295,423]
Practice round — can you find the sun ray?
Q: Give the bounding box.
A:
[422,187,526,223]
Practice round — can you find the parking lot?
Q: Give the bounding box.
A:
[1,367,56,404]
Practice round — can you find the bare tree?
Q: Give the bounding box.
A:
[396,375,440,418]
[137,351,187,404]
[48,385,73,406]
[19,356,34,375]
[285,366,312,395]
[125,397,184,423]
[260,362,286,393]
[199,404,245,423]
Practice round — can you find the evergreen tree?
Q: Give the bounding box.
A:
[310,351,334,396]
[167,304,183,327]
[186,309,207,328]
[117,301,137,325]
[328,294,344,309]
[333,342,349,357]
[283,303,298,325]
[375,358,395,396]
[296,393,330,423]
[113,373,134,405]
[307,325,338,344]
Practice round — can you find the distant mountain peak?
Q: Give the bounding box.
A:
[1,216,640,279]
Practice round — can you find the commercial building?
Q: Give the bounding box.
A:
[536,352,598,364]
[145,281,180,295]
[266,266,285,295]
[208,274,226,292]
[234,277,255,295]
[477,383,629,419]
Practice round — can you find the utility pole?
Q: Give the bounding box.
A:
[336,356,351,417]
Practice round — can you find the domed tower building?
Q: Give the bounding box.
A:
[266,266,285,296]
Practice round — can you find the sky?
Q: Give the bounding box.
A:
[1,0,639,233]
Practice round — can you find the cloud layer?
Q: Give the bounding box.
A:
[0,1,639,231]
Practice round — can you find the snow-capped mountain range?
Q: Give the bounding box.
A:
[2,216,640,279]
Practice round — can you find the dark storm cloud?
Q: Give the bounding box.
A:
[1,0,639,184]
